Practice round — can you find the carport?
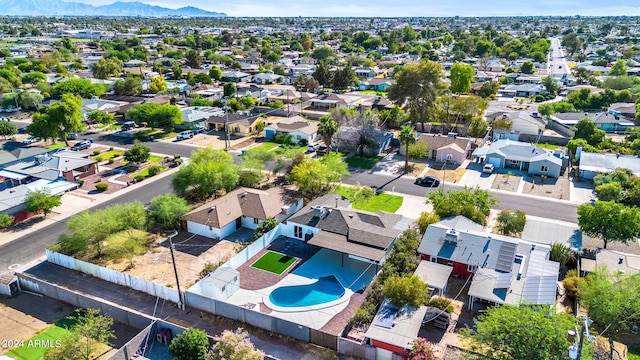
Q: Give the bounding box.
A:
[414,260,452,296]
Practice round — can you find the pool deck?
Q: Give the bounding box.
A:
[227,245,378,331]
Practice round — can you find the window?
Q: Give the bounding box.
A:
[296,135,302,140]
[468,265,478,273]
[253,218,260,225]
[221,285,226,292]
[541,165,548,172]
[431,257,437,263]
[294,225,303,238]
[248,127,252,132]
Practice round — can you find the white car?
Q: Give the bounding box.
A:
[176,130,194,141]
[483,164,495,174]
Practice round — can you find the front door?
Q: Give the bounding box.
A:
[8,280,19,297]
[235,217,242,230]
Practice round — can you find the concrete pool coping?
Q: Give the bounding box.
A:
[262,277,354,313]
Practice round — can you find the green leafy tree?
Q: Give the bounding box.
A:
[169,327,211,360]
[45,309,115,360]
[87,110,115,125]
[388,60,447,130]
[399,125,417,172]
[427,187,497,225]
[223,82,236,98]
[332,63,355,90]
[31,93,84,145]
[492,116,513,130]
[537,103,554,119]
[209,66,222,80]
[113,75,142,96]
[52,78,105,98]
[464,305,576,360]
[310,46,334,61]
[17,91,43,111]
[252,217,278,240]
[185,49,203,69]
[541,76,558,95]
[449,63,475,94]
[550,243,574,267]
[580,266,640,360]
[149,194,190,230]
[0,213,13,228]
[407,141,428,159]
[574,118,605,146]
[478,81,500,99]
[289,156,348,198]
[343,182,375,209]
[595,182,623,202]
[126,102,182,131]
[92,57,123,79]
[208,328,263,360]
[0,121,17,138]
[519,61,535,74]
[124,142,150,164]
[495,209,526,236]
[317,114,338,149]
[577,200,640,249]
[609,59,628,76]
[172,147,239,199]
[21,71,47,85]
[149,76,168,93]
[25,189,61,216]
[467,117,489,140]
[382,274,428,308]
[415,211,439,235]
[312,60,333,87]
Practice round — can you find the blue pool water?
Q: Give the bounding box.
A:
[269,276,345,308]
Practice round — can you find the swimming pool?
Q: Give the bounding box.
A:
[269,276,345,308]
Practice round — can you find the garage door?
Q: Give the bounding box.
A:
[486,156,502,168]
[376,348,393,360]
[265,129,275,139]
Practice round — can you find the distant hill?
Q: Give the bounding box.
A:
[0,0,226,17]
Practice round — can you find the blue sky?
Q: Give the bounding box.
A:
[78,0,640,17]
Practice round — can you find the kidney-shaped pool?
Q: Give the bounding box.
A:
[269,275,345,308]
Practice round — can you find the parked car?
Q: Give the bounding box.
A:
[22,137,40,144]
[176,130,194,141]
[67,132,78,140]
[316,145,329,155]
[483,164,495,174]
[51,147,67,154]
[71,140,91,151]
[121,121,136,131]
[307,143,321,153]
[193,125,205,134]
[414,176,440,187]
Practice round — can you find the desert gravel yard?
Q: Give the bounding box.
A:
[492,173,521,192]
[523,174,570,200]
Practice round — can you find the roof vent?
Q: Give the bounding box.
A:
[445,229,459,243]
[241,191,248,198]
[208,206,216,213]
[311,205,327,219]
[281,206,290,215]
[619,257,624,265]
[348,214,354,219]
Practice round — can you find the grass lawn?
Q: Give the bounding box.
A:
[629,343,640,360]
[257,142,280,151]
[345,155,383,170]
[133,165,167,178]
[274,144,306,158]
[148,155,163,163]
[251,251,296,275]
[6,310,83,360]
[94,151,122,161]
[336,186,404,213]
[536,143,562,150]
[46,143,66,151]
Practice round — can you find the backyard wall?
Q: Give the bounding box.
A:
[337,337,376,359]
[216,225,284,269]
[45,249,180,303]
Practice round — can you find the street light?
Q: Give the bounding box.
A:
[442,154,452,190]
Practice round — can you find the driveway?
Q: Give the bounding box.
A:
[458,163,496,189]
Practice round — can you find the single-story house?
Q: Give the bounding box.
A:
[553,112,635,133]
[357,96,394,111]
[206,113,261,136]
[2,152,98,183]
[175,107,223,130]
[498,84,546,97]
[578,151,640,179]
[221,71,250,82]
[283,193,410,267]
[484,139,563,177]
[0,178,77,218]
[357,78,395,92]
[567,84,603,95]
[609,103,637,118]
[266,89,317,104]
[183,187,303,240]
[485,111,546,139]
[309,93,348,110]
[400,134,473,165]
[251,73,282,85]
[354,67,383,78]
[81,98,128,115]
[418,219,560,309]
[264,116,318,144]
[0,142,50,169]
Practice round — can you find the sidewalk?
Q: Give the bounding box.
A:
[0,165,181,248]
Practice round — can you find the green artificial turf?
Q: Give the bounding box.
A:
[6,310,82,359]
[336,186,404,213]
[251,250,296,275]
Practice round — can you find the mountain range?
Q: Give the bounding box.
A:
[0,0,226,17]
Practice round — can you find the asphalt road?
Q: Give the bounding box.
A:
[94,132,197,158]
[549,37,570,76]
[0,175,173,270]
[344,171,579,223]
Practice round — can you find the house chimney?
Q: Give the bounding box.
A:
[335,196,339,208]
[619,258,624,265]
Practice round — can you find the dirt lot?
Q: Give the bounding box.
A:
[491,173,521,192]
[106,234,241,289]
[0,293,75,354]
[406,162,427,177]
[426,162,467,184]
[522,173,570,200]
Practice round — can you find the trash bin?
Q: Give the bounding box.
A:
[89,138,94,143]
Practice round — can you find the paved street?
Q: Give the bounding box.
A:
[344,171,579,223]
[0,175,173,270]
[549,37,570,76]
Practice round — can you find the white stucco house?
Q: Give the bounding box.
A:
[182,187,303,240]
[484,139,563,178]
[264,116,319,144]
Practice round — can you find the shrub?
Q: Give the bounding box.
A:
[77,179,84,187]
[109,146,114,151]
[298,138,308,146]
[132,174,146,182]
[92,149,101,156]
[0,213,14,229]
[174,154,181,160]
[238,170,263,188]
[147,165,162,177]
[108,158,115,164]
[562,269,584,300]
[199,261,219,280]
[252,217,278,240]
[95,182,109,192]
[174,158,183,166]
[427,297,454,313]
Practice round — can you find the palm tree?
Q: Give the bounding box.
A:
[356,131,378,158]
[399,125,417,173]
[317,114,338,150]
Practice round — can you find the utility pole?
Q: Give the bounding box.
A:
[569,315,595,360]
[167,231,185,310]
[224,98,230,150]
